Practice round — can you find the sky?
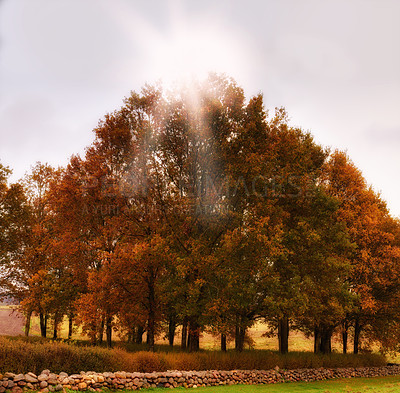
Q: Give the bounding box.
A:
[0,0,399,215]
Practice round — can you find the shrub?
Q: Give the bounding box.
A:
[131,351,166,372]
[0,337,124,374]
[0,337,386,374]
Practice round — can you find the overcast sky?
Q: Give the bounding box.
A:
[1,0,399,215]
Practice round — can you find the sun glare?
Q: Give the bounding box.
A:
[106,1,249,89]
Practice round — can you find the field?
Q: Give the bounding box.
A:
[0,307,343,353]
[0,303,393,365]
[0,304,369,354]
[0,306,26,336]
[142,376,400,392]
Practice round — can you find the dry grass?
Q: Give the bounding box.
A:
[153,322,343,352]
[0,337,386,375]
[12,313,355,355]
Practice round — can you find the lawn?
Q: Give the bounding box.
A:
[141,376,400,392]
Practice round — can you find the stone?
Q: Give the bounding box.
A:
[41,371,50,376]
[24,374,38,383]
[0,365,397,392]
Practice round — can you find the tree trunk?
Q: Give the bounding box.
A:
[342,320,348,354]
[24,310,32,337]
[146,315,155,351]
[188,318,200,352]
[146,267,156,352]
[354,318,362,354]
[99,316,105,344]
[53,313,58,339]
[278,316,289,354]
[187,327,191,350]
[239,327,246,352]
[235,324,240,351]
[39,312,47,338]
[221,333,227,352]
[106,316,112,348]
[168,314,176,347]
[181,318,188,350]
[319,328,332,354]
[235,324,246,352]
[68,312,74,340]
[128,326,136,343]
[314,326,321,354]
[136,325,144,344]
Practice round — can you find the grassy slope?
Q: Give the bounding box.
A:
[141,376,400,392]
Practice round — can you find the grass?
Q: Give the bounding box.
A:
[0,305,18,310]
[2,309,369,355]
[0,336,386,374]
[136,376,400,392]
[21,316,324,351]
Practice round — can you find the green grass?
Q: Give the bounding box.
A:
[138,376,400,392]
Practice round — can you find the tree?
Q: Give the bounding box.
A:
[325,151,400,353]
[0,163,31,308]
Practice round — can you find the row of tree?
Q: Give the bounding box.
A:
[1,75,400,354]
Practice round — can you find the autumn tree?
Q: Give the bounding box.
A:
[0,163,31,312]
[325,151,400,353]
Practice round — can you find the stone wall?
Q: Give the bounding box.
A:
[1,366,400,392]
